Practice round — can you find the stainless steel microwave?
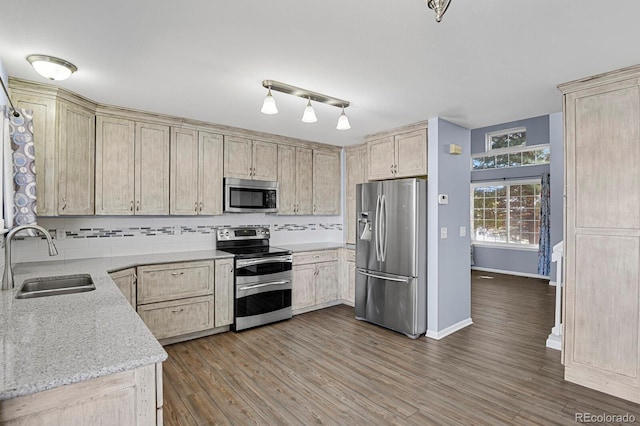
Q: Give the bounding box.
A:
[224,178,279,213]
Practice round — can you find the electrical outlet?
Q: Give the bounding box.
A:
[460,226,466,237]
[440,227,448,239]
[56,229,66,240]
[174,225,182,236]
[438,194,449,205]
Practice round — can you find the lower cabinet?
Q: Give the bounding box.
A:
[137,296,215,340]
[109,267,137,307]
[340,248,356,306]
[292,249,340,314]
[0,363,163,426]
[214,258,234,327]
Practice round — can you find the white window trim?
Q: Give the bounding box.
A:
[471,178,541,249]
[470,144,550,171]
[485,126,527,152]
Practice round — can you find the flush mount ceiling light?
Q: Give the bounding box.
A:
[261,80,351,130]
[426,0,451,22]
[261,87,278,114]
[26,54,77,80]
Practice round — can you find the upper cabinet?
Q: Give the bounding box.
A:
[277,145,313,215]
[312,150,341,215]
[95,115,170,215]
[9,78,96,216]
[367,127,427,181]
[345,144,367,244]
[224,136,277,181]
[170,128,223,215]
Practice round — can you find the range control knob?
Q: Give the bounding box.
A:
[224,231,230,236]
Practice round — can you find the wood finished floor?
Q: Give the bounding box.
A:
[162,271,640,425]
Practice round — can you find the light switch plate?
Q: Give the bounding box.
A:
[438,194,449,205]
[440,227,448,239]
[56,229,66,240]
[460,226,466,237]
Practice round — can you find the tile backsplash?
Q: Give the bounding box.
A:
[10,215,343,263]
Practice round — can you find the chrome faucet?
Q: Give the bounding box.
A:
[3,225,58,290]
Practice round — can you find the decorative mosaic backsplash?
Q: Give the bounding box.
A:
[17,223,343,240]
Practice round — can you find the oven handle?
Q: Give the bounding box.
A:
[236,256,292,268]
[238,280,291,291]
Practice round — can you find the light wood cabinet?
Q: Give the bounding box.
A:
[345,144,367,244]
[312,150,341,215]
[214,258,234,327]
[292,249,340,314]
[0,363,163,426]
[367,128,427,180]
[340,248,356,306]
[170,128,224,215]
[109,268,137,307]
[137,260,214,305]
[96,117,170,215]
[224,136,277,181]
[278,145,313,215]
[137,295,215,340]
[9,79,97,216]
[559,65,640,404]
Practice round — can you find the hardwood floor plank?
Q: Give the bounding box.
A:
[162,271,640,425]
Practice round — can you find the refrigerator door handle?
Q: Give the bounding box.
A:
[381,194,388,262]
[375,194,381,261]
[357,269,409,283]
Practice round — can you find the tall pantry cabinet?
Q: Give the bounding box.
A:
[559,64,640,404]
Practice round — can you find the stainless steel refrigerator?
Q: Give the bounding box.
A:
[355,178,427,338]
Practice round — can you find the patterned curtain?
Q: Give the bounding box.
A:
[3,106,37,230]
[537,173,551,276]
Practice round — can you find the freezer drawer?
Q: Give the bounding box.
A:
[355,268,426,339]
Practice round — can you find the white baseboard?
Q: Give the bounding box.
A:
[548,280,557,287]
[546,333,561,350]
[471,266,550,280]
[426,317,473,340]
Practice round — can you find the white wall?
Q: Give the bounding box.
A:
[0,57,7,279]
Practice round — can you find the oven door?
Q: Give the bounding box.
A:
[234,278,292,331]
[235,255,292,285]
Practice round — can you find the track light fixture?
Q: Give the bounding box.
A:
[261,87,278,114]
[426,0,451,22]
[261,80,351,130]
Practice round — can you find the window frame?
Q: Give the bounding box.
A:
[485,126,527,152]
[470,143,550,171]
[470,178,542,250]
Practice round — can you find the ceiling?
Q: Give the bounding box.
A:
[1,1,640,146]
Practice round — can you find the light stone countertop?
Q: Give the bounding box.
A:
[0,249,233,400]
[274,242,352,252]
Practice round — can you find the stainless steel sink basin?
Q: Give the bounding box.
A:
[16,274,95,299]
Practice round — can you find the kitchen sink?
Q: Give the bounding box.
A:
[16,274,96,299]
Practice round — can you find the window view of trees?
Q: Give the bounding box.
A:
[487,128,526,150]
[471,182,541,246]
[471,146,550,170]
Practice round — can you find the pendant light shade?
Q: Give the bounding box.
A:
[261,87,278,114]
[426,0,451,22]
[27,55,77,80]
[336,106,351,130]
[301,98,317,123]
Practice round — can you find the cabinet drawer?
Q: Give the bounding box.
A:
[294,250,338,265]
[346,249,356,263]
[137,260,214,304]
[137,295,214,340]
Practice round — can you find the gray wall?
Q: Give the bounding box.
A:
[0,58,7,104]
[470,114,562,278]
[427,117,472,335]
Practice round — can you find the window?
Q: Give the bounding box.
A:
[486,127,526,151]
[471,144,550,170]
[471,180,541,248]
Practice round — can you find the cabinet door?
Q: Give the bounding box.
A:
[346,261,356,305]
[252,140,278,181]
[277,145,297,215]
[315,261,339,305]
[395,129,427,178]
[224,136,252,179]
[57,101,95,215]
[346,145,367,244]
[312,150,340,215]
[13,93,57,216]
[137,260,214,304]
[296,147,313,215]
[95,116,135,215]
[214,258,234,327]
[292,264,316,310]
[137,296,215,340]
[170,128,199,215]
[199,131,224,215]
[109,268,136,307]
[367,136,394,180]
[135,122,170,215]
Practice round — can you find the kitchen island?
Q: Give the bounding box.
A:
[0,249,231,424]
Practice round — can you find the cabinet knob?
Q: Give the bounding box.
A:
[61,198,67,210]
[130,201,134,212]
[136,201,140,211]
[171,308,184,314]
[194,202,198,211]
[171,272,184,277]
[199,202,203,212]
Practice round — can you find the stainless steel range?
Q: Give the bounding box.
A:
[216,227,292,331]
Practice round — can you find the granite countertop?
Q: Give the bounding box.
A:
[274,242,351,252]
[0,249,233,400]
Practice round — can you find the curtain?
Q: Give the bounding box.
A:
[537,173,551,276]
[2,106,37,231]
